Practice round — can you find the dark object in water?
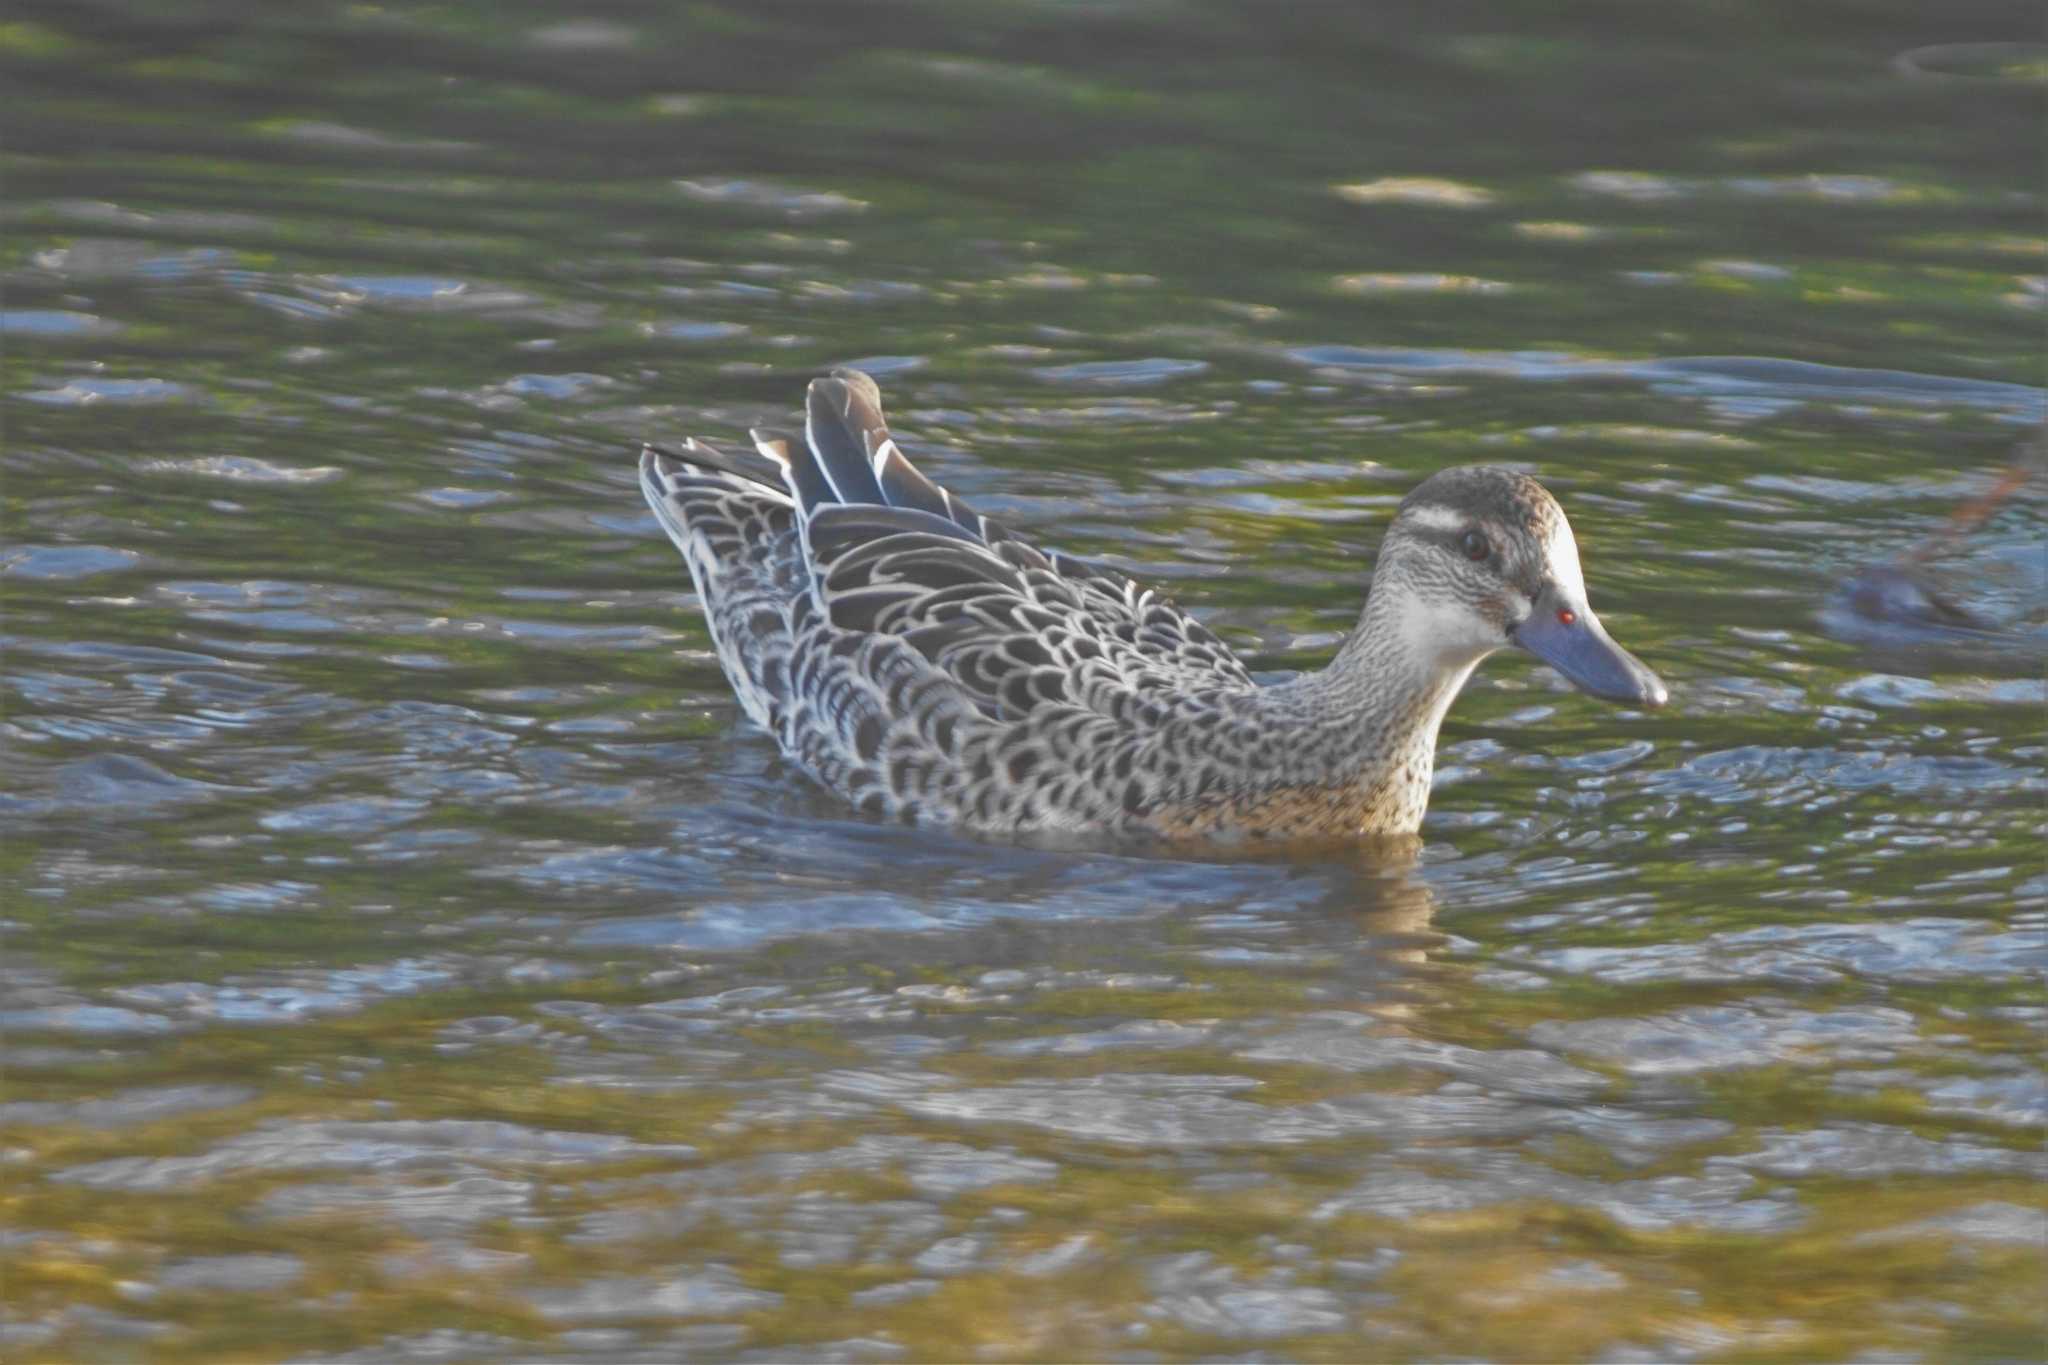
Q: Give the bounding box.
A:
[1820,460,2044,661]
[1828,561,2000,644]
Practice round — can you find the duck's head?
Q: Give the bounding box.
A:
[1373,465,1667,707]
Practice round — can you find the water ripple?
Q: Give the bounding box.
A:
[1289,346,2046,419]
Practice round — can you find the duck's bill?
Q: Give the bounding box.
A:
[1511,600,1669,708]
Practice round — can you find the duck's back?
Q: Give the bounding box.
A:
[638,369,1257,832]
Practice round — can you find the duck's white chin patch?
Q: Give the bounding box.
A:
[1399,596,1508,670]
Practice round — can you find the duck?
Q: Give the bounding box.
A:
[638,368,1666,840]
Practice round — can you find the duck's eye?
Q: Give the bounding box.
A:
[1460,529,1490,562]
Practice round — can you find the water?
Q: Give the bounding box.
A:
[4,4,2044,1360]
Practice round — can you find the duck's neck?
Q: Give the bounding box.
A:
[1252,589,1490,834]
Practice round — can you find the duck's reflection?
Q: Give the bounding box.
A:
[1246,840,1444,1019]
[630,805,1453,1014]
[1012,830,1450,1021]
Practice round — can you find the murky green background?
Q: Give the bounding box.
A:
[4,3,2044,1361]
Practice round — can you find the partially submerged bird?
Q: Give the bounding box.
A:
[639,369,1666,840]
[1819,458,2047,666]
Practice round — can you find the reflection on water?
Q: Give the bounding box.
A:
[3,2,2044,1360]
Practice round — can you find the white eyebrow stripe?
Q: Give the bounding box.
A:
[1402,504,1465,533]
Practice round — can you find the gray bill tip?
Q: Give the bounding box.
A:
[1513,603,1668,708]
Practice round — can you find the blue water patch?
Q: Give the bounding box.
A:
[499,372,610,399]
[0,1002,180,1036]
[675,177,867,217]
[19,378,190,405]
[651,320,748,341]
[1033,357,1211,385]
[832,354,926,377]
[1,545,140,579]
[1288,346,2047,419]
[572,895,957,950]
[331,275,468,301]
[0,309,117,337]
[46,753,240,809]
[419,487,513,508]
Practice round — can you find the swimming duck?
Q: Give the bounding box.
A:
[639,369,1666,840]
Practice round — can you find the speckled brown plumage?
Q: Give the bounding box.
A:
[638,369,1664,840]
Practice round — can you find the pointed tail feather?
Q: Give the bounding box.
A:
[641,437,787,496]
[804,373,889,506]
[750,427,833,513]
[807,368,978,533]
[719,370,1098,578]
[868,433,956,521]
[766,367,960,528]
[826,366,956,520]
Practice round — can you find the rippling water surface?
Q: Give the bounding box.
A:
[4,4,2044,1361]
